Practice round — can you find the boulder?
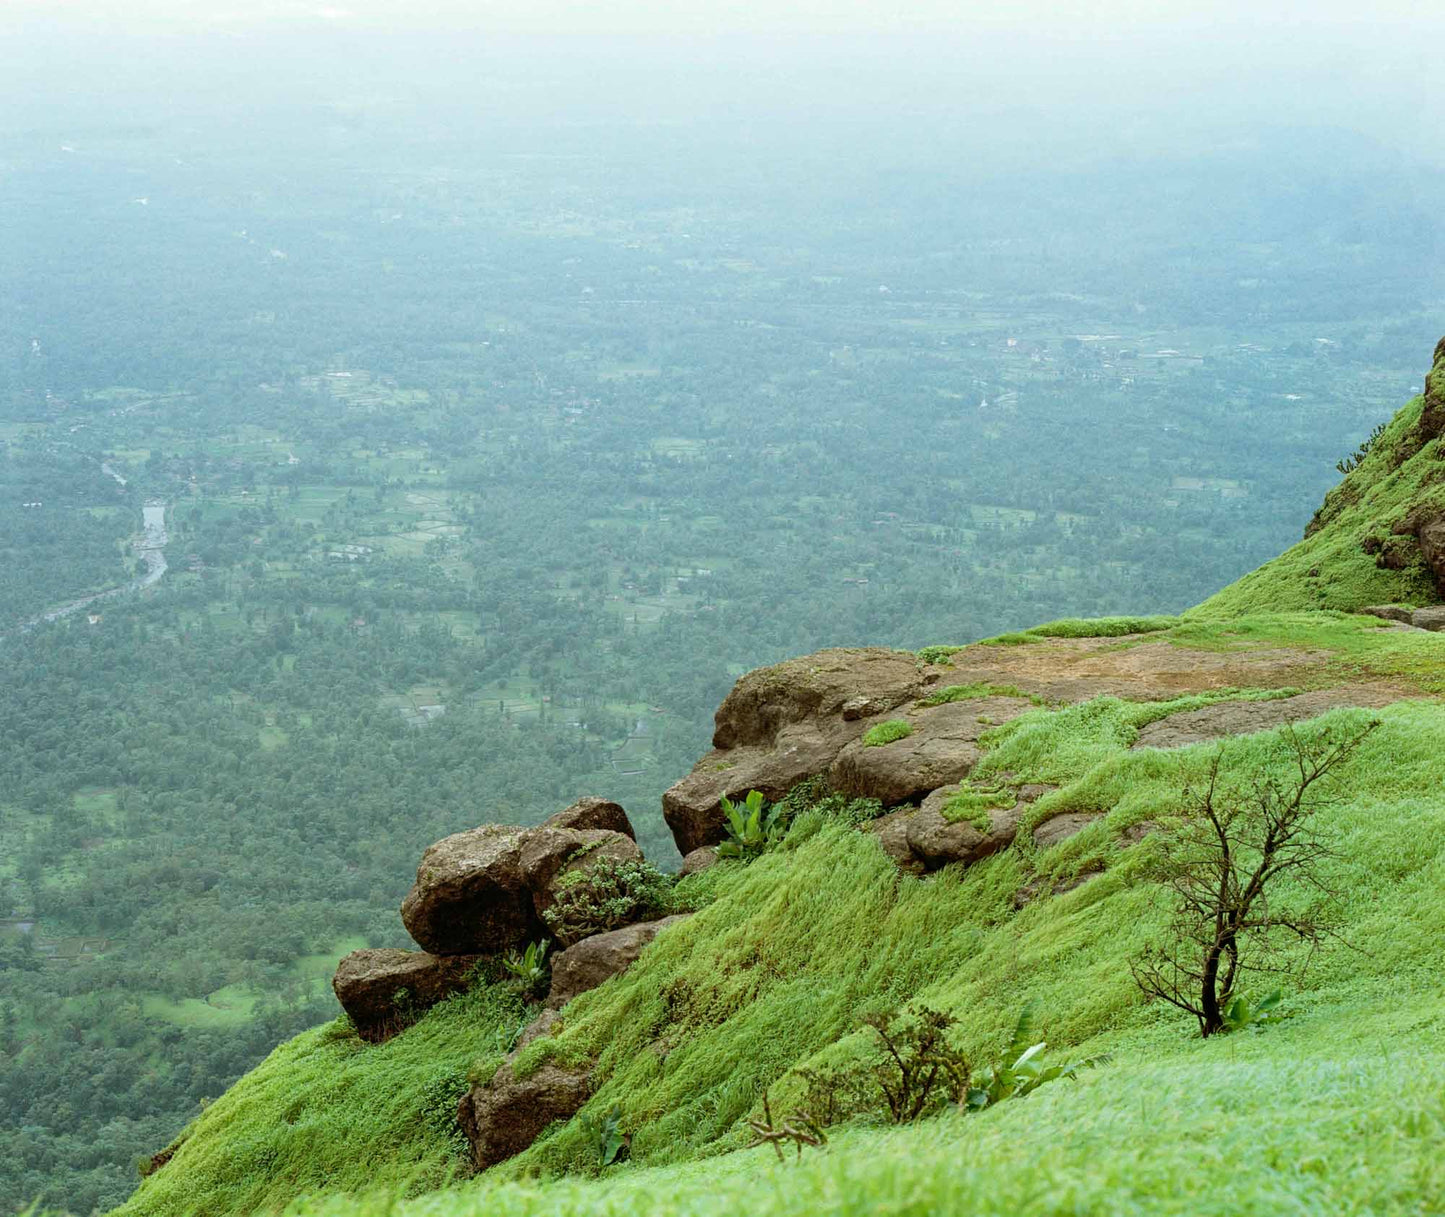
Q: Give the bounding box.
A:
[331,948,481,1043]
[400,826,538,955]
[710,646,923,750]
[542,796,636,840]
[1359,604,1415,624]
[1411,604,1445,632]
[457,1062,590,1171]
[514,1007,560,1051]
[546,915,690,1009]
[829,697,1034,806]
[679,846,719,877]
[662,648,927,853]
[903,784,1025,871]
[518,828,645,940]
[1032,812,1101,850]
[863,807,925,874]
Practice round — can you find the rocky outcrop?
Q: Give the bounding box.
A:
[400,826,539,955]
[331,948,481,1042]
[865,782,1053,874]
[546,915,689,1009]
[542,796,636,840]
[518,827,645,942]
[829,696,1034,805]
[399,822,644,956]
[1132,687,1405,750]
[663,648,925,854]
[457,1062,590,1171]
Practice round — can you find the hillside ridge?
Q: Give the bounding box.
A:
[113,341,1445,1217]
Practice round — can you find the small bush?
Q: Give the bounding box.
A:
[916,644,967,665]
[501,940,550,996]
[863,719,914,747]
[543,857,675,942]
[717,790,784,861]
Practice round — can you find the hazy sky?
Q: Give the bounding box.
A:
[3,1,1443,164]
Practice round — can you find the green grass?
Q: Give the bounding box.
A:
[862,719,914,746]
[1199,347,1445,616]
[973,615,1180,646]
[118,683,1445,1217]
[918,682,1042,707]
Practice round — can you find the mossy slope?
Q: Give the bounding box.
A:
[119,670,1445,1217]
[1198,339,1445,616]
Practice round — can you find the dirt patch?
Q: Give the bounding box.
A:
[1132,685,1407,750]
[931,637,1415,705]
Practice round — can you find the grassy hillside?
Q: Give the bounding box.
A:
[117,614,1445,1217]
[1198,339,1445,616]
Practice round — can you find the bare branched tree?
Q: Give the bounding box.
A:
[1130,720,1379,1037]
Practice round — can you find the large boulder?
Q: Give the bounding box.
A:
[542,796,636,840]
[546,915,689,1009]
[904,784,1025,871]
[331,948,481,1043]
[400,826,538,955]
[457,1062,590,1171]
[829,696,1035,806]
[663,647,925,854]
[518,827,646,942]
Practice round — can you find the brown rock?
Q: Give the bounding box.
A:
[514,1008,560,1051]
[519,828,645,940]
[711,647,923,750]
[829,697,1034,806]
[1412,605,1445,632]
[1013,866,1102,909]
[1131,687,1404,751]
[864,807,926,874]
[546,915,689,1009]
[903,784,1024,871]
[400,826,538,955]
[663,725,855,856]
[542,796,636,840]
[679,846,719,877]
[457,1062,590,1171]
[1032,812,1101,850]
[1358,604,1415,624]
[331,948,481,1043]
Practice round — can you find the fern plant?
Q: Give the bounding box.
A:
[965,1003,1111,1110]
[501,939,549,994]
[1219,989,1286,1034]
[579,1103,628,1168]
[717,790,785,861]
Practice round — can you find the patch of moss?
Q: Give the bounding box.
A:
[862,719,914,746]
[918,682,1044,707]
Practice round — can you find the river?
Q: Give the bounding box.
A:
[20,498,169,631]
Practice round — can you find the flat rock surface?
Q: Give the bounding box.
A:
[1132,686,1404,750]
[829,697,1033,806]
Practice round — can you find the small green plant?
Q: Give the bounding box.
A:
[864,1006,972,1123]
[965,1003,1111,1110]
[863,719,914,747]
[1336,421,1388,475]
[1219,989,1287,1034]
[717,790,786,861]
[919,682,1040,707]
[916,644,966,665]
[579,1103,629,1168]
[501,939,550,994]
[543,856,675,942]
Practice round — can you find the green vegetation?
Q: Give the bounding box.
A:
[118,693,1445,1217]
[918,682,1041,707]
[541,859,677,945]
[1199,343,1445,616]
[501,943,550,997]
[716,791,781,862]
[862,720,914,747]
[976,615,1181,646]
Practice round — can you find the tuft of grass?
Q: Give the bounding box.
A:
[862,719,914,747]
[976,616,1179,646]
[918,682,1043,708]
